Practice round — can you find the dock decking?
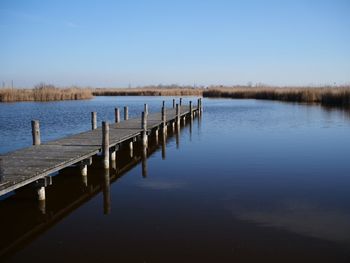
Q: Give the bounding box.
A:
[0,100,202,198]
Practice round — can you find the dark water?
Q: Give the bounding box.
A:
[0,97,350,262]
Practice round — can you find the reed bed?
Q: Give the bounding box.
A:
[203,86,350,107]
[0,85,93,102]
[93,85,203,96]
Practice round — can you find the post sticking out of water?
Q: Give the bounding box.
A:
[141,111,148,147]
[199,98,203,113]
[102,121,110,169]
[144,104,148,116]
[111,146,116,161]
[161,106,167,133]
[173,99,175,108]
[176,103,180,127]
[91,112,97,130]
[115,108,120,123]
[124,106,128,120]
[37,187,45,201]
[189,101,193,118]
[31,120,41,145]
[129,141,133,158]
[180,98,182,106]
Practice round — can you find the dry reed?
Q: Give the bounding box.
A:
[203,86,350,107]
[0,84,93,102]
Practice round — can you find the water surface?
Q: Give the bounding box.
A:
[0,97,350,262]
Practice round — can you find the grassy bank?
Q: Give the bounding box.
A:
[0,85,93,102]
[203,86,350,107]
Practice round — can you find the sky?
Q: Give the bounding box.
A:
[0,0,349,87]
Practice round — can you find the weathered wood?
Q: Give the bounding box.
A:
[31,120,41,145]
[124,106,128,120]
[0,104,199,198]
[115,108,120,123]
[176,103,180,126]
[144,104,148,116]
[91,112,97,130]
[141,111,148,147]
[102,121,109,169]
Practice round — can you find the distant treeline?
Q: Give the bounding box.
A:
[0,83,93,102]
[1,83,350,107]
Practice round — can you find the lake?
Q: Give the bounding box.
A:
[0,96,350,262]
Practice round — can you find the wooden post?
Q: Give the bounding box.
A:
[102,121,109,169]
[37,186,45,201]
[155,128,159,145]
[111,146,116,161]
[129,141,133,158]
[80,163,87,176]
[172,99,175,108]
[124,106,128,120]
[31,120,41,145]
[91,112,97,130]
[197,98,200,112]
[141,111,148,147]
[115,108,120,123]
[189,101,193,118]
[199,98,202,113]
[161,106,167,133]
[176,103,180,127]
[144,104,148,116]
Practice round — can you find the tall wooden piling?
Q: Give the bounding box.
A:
[124,106,128,120]
[176,103,180,126]
[91,112,97,130]
[189,101,193,118]
[102,121,110,169]
[115,108,120,123]
[141,111,148,147]
[144,104,148,116]
[161,106,167,133]
[31,120,41,145]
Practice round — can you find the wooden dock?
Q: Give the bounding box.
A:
[0,99,202,199]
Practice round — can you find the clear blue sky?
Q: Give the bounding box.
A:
[0,0,349,87]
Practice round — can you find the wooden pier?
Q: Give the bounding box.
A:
[0,98,203,200]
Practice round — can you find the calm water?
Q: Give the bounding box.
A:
[0,97,350,262]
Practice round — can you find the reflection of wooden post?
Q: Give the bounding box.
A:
[176,120,180,149]
[91,112,97,130]
[180,97,182,106]
[142,144,147,178]
[199,98,202,113]
[141,111,148,147]
[124,106,128,120]
[162,131,166,160]
[172,99,175,108]
[162,100,165,108]
[103,168,111,215]
[102,121,109,169]
[31,120,41,145]
[115,108,120,123]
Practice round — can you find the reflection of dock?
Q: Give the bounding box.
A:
[0,101,202,259]
[0,98,202,200]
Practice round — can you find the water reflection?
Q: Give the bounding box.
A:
[0,117,191,260]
